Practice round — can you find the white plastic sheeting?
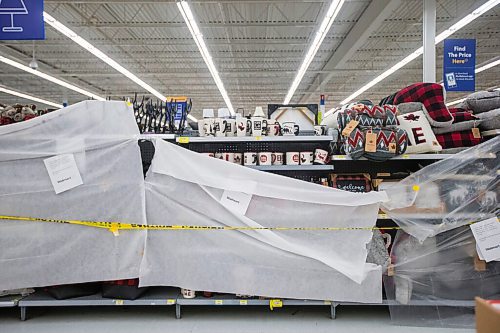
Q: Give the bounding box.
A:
[140,139,388,302]
[381,136,499,242]
[0,101,146,290]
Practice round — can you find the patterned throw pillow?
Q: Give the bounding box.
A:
[397,111,442,154]
[394,82,454,127]
[435,130,482,149]
[344,127,408,161]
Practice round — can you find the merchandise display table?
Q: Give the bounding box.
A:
[17,287,179,321]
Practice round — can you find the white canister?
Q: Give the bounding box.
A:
[271,152,284,165]
[258,152,272,166]
[286,152,300,165]
[244,152,258,166]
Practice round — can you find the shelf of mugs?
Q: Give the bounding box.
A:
[138,133,176,140]
[176,135,334,143]
[247,165,333,172]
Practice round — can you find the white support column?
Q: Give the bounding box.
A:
[423,0,436,82]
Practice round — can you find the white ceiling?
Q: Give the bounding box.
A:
[0,0,498,117]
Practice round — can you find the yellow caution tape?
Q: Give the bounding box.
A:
[0,215,496,234]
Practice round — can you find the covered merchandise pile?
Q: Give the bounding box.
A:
[0,101,386,303]
[0,101,498,327]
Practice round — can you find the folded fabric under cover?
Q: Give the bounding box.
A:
[0,101,147,290]
[140,140,387,302]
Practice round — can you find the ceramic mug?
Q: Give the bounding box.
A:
[233,153,243,165]
[214,118,227,137]
[223,152,235,163]
[314,149,330,165]
[314,125,327,136]
[286,152,300,165]
[267,122,281,136]
[281,122,299,136]
[225,119,237,137]
[300,151,313,165]
[199,118,215,137]
[236,117,249,137]
[258,152,272,165]
[251,117,268,137]
[244,152,258,166]
[181,288,196,299]
[271,152,284,165]
[215,152,224,160]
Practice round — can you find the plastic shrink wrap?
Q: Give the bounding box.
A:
[381,137,499,327]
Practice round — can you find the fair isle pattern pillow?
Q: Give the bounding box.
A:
[397,111,442,154]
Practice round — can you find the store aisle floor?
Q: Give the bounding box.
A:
[0,305,474,333]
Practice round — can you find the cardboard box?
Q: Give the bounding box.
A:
[476,297,500,333]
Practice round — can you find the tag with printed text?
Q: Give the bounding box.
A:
[44,154,83,194]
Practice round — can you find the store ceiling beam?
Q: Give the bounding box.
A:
[299,0,402,103]
[46,0,326,3]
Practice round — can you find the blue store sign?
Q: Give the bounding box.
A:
[443,39,476,92]
[0,0,45,40]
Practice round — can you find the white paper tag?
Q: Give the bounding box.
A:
[44,154,83,194]
[470,217,500,262]
[220,190,252,215]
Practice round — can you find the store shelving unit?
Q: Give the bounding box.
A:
[248,165,333,171]
[17,287,179,321]
[0,295,20,308]
[175,135,334,143]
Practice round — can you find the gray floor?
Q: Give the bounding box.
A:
[0,306,474,333]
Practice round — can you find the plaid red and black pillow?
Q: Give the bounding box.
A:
[394,83,454,127]
[435,130,482,149]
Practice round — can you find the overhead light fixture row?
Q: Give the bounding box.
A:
[0,86,64,108]
[283,0,344,105]
[340,0,500,105]
[43,12,197,122]
[0,55,105,101]
[177,0,234,116]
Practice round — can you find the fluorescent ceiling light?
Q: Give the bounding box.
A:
[284,0,344,105]
[177,0,234,116]
[0,86,63,108]
[476,58,500,73]
[0,55,105,101]
[341,0,500,105]
[43,12,198,122]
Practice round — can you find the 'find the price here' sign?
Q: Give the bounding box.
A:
[443,39,476,92]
